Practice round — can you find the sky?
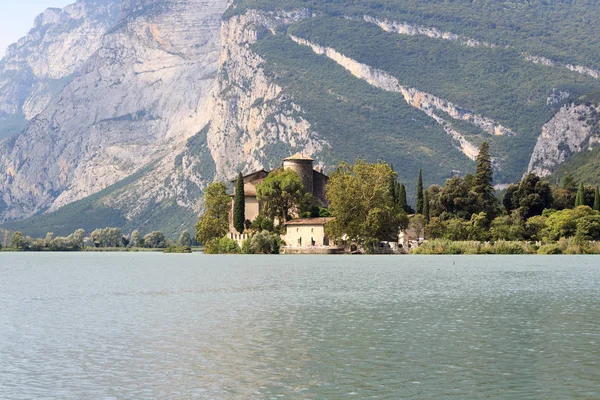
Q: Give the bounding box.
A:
[0,0,73,57]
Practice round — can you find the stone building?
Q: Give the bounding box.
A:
[228,153,328,243]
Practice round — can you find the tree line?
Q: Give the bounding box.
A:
[0,227,193,252]
[196,141,600,254]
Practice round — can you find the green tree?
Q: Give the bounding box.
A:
[195,182,231,245]
[594,186,600,211]
[575,181,585,207]
[131,230,141,247]
[503,173,553,219]
[398,183,411,213]
[416,169,424,214]
[72,229,85,250]
[144,231,167,248]
[178,230,192,248]
[248,230,283,254]
[10,231,24,250]
[473,141,498,220]
[233,172,245,234]
[256,169,310,226]
[423,190,430,223]
[326,160,402,248]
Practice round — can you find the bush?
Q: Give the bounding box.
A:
[205,237,241,254]
[163,245,192,253]
[248,230,284,254]
[537,244,563,255]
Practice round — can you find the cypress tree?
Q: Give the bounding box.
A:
[594,186,600,211]
[474,141,497,219]
[416,169,424,214]
[233,172,245,234]
[388,164,397,205]
[575,181,585,207]
[423,190,430,223]
[399,183,408,212]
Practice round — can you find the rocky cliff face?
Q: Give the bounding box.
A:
[0,2,330,228]
[0,0,228,222]
[202,10,329,181]
[527,103,600,177]
[0,0,120,139]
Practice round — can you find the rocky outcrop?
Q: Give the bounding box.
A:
[289,34,521,160]
[201,10,329,181]
[0,0,228,222]
[0,0,120,138]
[363,15,497,49]
[364,15,600,81]
[527,103,600,176]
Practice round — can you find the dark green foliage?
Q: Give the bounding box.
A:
[416,170,424,215]
[594,187,600,211]
[503,173,553,219]
[575,181,585,207]
[233,172,245,233]
[423,190,430,223]
[473,142,498,220]
[247,230,284,254]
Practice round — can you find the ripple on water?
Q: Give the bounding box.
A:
[0,254,599,399]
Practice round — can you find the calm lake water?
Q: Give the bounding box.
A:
[0,254,599,399]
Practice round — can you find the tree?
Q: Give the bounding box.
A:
[473,141,498,219]
[409,214,427,241]
[72,229,85,250]
[503,173,553,219]
[423,190,430,223]
[398,183,411,213]
[416,169,424,214]
[575,181,585,207]
[594,186,600,211]
[195,182,231,245]
[144,231,167,248]
[233,172,245,234]
[326,160,403,248]
[10,231,24,249]
[131,230,141,247]
[256,169,310,226]
[438,175,478,219]
[178,230,192,248]
[248,230,283,254]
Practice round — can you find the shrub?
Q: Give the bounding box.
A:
[205,236,241,254]
[537,244,563,255]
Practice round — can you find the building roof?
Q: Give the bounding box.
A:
[230,169,269,182]
[285,217,335,226]
[283,152,314,161]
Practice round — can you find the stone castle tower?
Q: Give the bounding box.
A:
[283,154,314,194]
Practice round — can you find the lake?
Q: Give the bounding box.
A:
[1,253,599,399]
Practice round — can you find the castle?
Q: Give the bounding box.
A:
[228,154,329,243]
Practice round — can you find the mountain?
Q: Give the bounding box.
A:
[2,0,600,237]
[0,0,120,140]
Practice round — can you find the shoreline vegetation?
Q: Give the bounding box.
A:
[2,142,600,255]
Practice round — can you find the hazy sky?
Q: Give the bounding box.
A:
[0,0,73,57]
